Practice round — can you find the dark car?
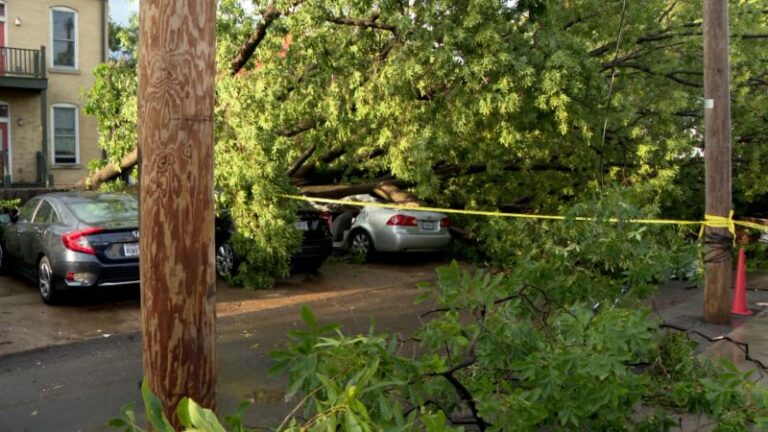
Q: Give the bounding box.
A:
[214,206,333,278]
[0,192,140,304]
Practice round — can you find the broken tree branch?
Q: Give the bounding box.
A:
[74,148,138,190]
[230,2,282,76]
[325,15,397,34]
[287,143,317,177]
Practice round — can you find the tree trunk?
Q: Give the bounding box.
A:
[299,179,409,199]
[139,0,218,426]
[373,181,422,206]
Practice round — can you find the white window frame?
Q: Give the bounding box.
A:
[1,1,8,53]
[50,7,78,70]
[50,103,80,165]
[0,101,12,181]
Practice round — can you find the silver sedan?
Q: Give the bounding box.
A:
[332,202,451,258]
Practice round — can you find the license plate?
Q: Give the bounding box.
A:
[294,221,309,231]
[422,221,434,230]
[124,242,139,257]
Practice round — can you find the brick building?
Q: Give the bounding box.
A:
[0,0,107,187]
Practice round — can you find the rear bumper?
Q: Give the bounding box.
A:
[291,237,333,266]
[51,253,140,290]
[372,229,451,252]
[291,237,333,270]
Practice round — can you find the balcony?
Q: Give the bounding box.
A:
[0,46,48,92]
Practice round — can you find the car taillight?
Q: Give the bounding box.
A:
[62,227,103,255]
[440,217,450,227]
[318,211,332,229]
[386,214,417,226]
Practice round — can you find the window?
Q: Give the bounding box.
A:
[33,200,54,224]
[17,199,40,224]
[52,104,79,164]
[51,8,77,68]
[65,194,138,224]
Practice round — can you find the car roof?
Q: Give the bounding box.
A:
[35,191,137,203]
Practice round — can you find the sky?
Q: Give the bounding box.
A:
[109,0,138,25]
[109,0,256,25]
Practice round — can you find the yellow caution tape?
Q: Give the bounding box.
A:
[280,194,768,233]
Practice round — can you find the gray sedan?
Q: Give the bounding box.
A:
[0,192,140,304]
[331,196,451,259]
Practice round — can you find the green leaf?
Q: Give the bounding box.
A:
[184,397,226,432]
[301,305,318,328]
[140,379,175,432]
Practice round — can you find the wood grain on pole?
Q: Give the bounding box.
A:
[138,0,217,422]
[703,0,732,324]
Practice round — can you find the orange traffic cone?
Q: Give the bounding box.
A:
[731,248,752,316]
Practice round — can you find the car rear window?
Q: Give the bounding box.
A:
[65,195,138,224]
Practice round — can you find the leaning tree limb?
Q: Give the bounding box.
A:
[298,179,410,199]
[230,1,283,76]
[74,148,138,190]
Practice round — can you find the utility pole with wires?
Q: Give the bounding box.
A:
[703,0,732,324]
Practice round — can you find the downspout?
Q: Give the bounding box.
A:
[100,0,107,62]
[100,0,108,161]
[40,46,50,187]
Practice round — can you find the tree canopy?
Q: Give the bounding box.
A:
[83,0,768,285]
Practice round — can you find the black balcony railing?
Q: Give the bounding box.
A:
[0,46,45,79]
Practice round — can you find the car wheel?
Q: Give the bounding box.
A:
[0,243,6,275]
[349,230,374,260]
[216,242,238,278]
[38,256,59,305]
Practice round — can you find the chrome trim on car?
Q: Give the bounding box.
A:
[98,280,140,287]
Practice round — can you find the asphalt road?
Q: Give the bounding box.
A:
[0,261,439,431]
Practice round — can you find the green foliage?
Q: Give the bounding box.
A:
[85,1,768,287]
[109,379,255,432]
[0,198,20,210]
[271,197,768,431]
[83,60,137,171]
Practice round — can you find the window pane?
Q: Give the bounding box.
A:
[66,195,139,225]
[33,201,53,224]
[54,107,77,164]
[0,105,8,119]
[53,11,75,41]
[55,137,76,163]
[0,5,6,18]
[53,41,75,67]
[54,107,75,134]
[18,199,40,223]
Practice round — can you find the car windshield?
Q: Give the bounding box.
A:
[65,195,138,225]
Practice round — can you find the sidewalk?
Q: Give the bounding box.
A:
[651,271,768,377]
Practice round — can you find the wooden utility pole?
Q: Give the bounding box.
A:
[703,0,732,324]
[138,0,218,424]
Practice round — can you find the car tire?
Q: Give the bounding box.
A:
[38,256,60,305]
[0,243,7,275]
[349,229,374,261]
[216,242,239,279]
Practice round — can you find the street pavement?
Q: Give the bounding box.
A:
[0,260,440,431]
[2,266,768,431]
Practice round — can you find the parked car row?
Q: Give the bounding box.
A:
[0,192,452,305]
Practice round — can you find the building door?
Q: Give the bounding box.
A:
[0,103,9,182]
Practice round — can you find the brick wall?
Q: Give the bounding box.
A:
[4,0,106,187]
